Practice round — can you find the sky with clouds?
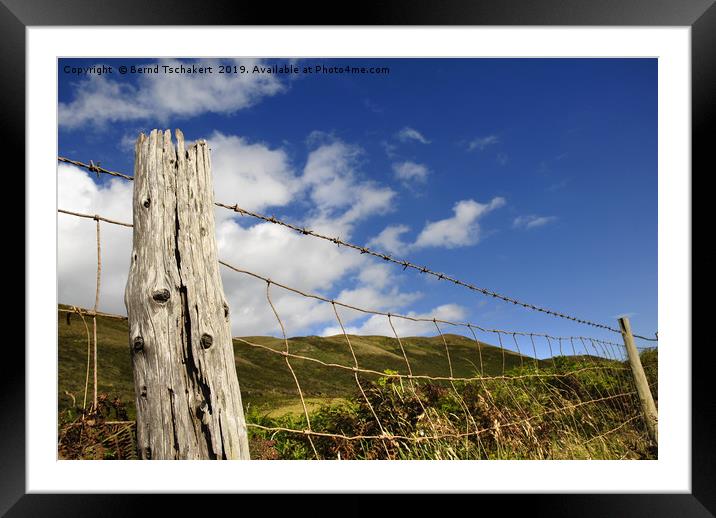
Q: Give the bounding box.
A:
[57,58,657,355]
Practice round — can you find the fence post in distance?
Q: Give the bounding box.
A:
[618,316,658,445]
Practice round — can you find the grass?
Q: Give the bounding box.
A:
[247,359,656,460]
[58,304,536,420]
[57,305,656,460]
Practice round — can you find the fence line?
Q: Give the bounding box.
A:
[57,156,658,459]
[228,257,645,455]
[58,208,133,228]
[244,389,643,442]
[57,208,641,352]
[233,337,630,382]
[57,156,658,341]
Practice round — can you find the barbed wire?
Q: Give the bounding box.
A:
[58,157,134,181]
[57,156,658,341]
[57,158,658,459]
[56,207,651,351]
[228,242,651,457]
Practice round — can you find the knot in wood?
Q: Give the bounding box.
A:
[142,198,151,208]
[200,333,213,349]
[132,336,144,352]
[151,289,171,303]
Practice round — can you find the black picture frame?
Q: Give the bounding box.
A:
[8,0,709,515]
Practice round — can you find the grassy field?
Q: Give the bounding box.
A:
[58,305,538,420]
[58,305,656,460]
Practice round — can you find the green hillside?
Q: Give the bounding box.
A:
[58,305,541,419]
[58,305,656,460]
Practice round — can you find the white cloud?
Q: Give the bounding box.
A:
[396,127,430,144]
[209,132,299,217]
[58,164,133,315]
[322,303,466,337]
[392,161,429,183]
[415,198,505,248]
[58,133,428,338]
[513,215,557,230]
[368,197,506,254]
[414,197,505,248]
[467,135,499,151]
[301,138,396,238]
[367,224,411,256]
[119,132,138,153]
[216,219,366,336]
[59,59,286,129]
[357,263,393,289]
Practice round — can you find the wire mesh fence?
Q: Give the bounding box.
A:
[56,156,658,460]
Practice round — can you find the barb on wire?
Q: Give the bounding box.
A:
[57,158,660,341]
[58,157,134,181]
[57,169,658,460]
[58,156,658,341]
[216,202,631,335]
[57,208,635,348]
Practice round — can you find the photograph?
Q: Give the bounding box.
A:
[56,57,660,461]
[7,4,706,511]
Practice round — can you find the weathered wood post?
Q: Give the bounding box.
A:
[618,316,658,444]
[125,129,250,459]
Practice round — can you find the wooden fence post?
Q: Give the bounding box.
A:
[618,316,658,445]
[125,129,250,459]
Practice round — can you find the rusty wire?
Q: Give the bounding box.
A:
[57,207,638,350]
[92,218,101,410]
[57,156,658,342]
[265,280,319,459]
[244,390,640,442]
[58,204,655,457]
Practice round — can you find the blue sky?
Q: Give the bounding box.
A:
[57,58,657,355]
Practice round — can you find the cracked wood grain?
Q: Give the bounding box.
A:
[125,129,250,459]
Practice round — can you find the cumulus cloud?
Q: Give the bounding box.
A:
[367,224,412,256]
[396,127,430,144]
[58,133,425,338]
[513,215,557,230]
[357,263,394,290]
[392,161,429,184]
[415,198,505,248]
[59,59,286,129]
[368,198,505,255]
[467,135,499,152]
[58,164,133,315]
[301,137,396,238]
[209,132,299,217]
[216,219,365,336]
[322,303,466,337]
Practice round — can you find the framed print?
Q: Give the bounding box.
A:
[9,0,711,514]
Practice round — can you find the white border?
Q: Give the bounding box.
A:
[27,27,690,492]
